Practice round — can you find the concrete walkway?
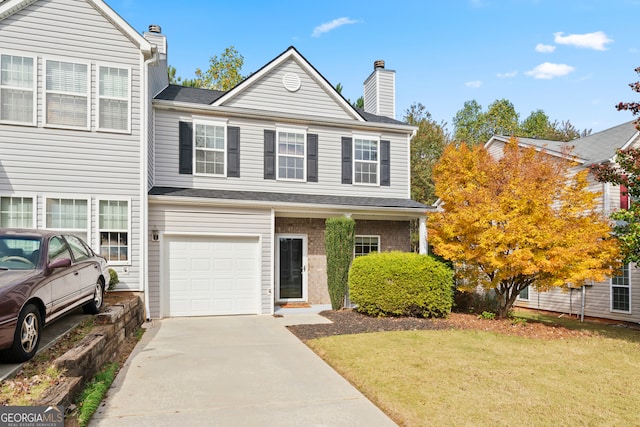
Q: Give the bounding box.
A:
[90,314,397,426]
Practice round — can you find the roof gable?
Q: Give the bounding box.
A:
[0,0,152,55]
[213,46,365,122]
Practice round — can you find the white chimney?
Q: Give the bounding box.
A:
[363,60,395,118]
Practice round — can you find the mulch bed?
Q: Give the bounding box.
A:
[286,309,593,341]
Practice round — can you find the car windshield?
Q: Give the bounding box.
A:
[0,236,42,270]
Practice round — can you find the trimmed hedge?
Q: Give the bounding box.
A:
[349,251,453,318]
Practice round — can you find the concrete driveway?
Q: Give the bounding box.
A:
[90,315,397,426]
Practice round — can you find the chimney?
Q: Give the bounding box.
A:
[143,24,167,56]
[363,59,396,119]
[143,24,169,94]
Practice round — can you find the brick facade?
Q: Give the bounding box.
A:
[275,217,411,304]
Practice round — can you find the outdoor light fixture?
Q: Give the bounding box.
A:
[152,228,159,242]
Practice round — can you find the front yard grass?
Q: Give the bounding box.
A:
[307,314,640,427]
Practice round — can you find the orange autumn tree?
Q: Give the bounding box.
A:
[429,138,620,317]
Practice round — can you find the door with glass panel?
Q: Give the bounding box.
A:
[276,235,307,302]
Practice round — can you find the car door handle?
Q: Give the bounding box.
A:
[74,272,79,276]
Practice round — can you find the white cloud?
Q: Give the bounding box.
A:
[465,80,483,88]
[497,71,518,78]
[535,43,556,53]
[312,17,358,38]
[553,31,613,51]
[525,62,575,79]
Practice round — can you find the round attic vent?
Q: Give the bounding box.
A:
[282,73,301,92]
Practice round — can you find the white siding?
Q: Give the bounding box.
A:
[148,203,272,318]
[153,109,410,198]
[223,58,353,121]
[0,0,144,290]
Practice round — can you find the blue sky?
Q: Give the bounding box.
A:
[110,0,640,133]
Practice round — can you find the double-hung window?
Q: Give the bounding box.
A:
[277,130,305,180]
[98,200,130,263]
[354,137,378,184]
[45,198,89,243]
[0,196,34,228]
[355,236,380,257]
[98,66,130,132]
[0,54,35,125]
[611,263,631,312]
[45,59,89,128]
[194,121,226,176]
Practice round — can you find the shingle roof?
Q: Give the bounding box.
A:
[149,187,429,210]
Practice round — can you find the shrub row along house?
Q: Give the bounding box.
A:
[0,0,428,318]
[486,122,640,323]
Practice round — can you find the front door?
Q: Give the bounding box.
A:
[276,235,307,302]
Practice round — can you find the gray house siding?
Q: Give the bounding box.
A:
[152,108,410,199]
[0,0,145,290]
[147,202,273,318]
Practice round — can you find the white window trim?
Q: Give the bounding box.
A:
[43,195,91,242]
[96,63,132,134]
[193,119,227,177]
[0,193,37,228]
[276,126,307,182]
[353,134,380,186]
[610,263,632,314]
[96,197,132,266]
[43,57,91,130]
[354,235,380,257]
[0,51,37,126]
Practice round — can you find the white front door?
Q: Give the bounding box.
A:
[276,234,307,302]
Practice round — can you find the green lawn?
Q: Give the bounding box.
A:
[307,315,640,427]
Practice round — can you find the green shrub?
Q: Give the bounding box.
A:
[478,311,496,320]
[325,217,356,310]
[349,252,453,318]
[108,268,119,291]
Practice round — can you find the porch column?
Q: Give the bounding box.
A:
[419,215,427,255]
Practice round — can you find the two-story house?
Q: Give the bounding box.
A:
[0,0,428,319]
[486,122,640,323]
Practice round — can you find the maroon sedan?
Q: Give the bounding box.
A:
[0,229,109,362]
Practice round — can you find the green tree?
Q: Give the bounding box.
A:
[335,83,364,110]
[484,98,519,138]
[194,46,245,91]
[168,65,197,87]
[519,109,550,138]
[325,217,356,310]
[453,100,485,146]
[615,66,640,130]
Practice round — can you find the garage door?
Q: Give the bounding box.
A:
[166,235,260,317]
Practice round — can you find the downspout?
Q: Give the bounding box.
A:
[581,284,586,322]
[141,48,159,320]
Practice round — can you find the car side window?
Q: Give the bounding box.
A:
[64,235,91,261]
[48,236,72,264]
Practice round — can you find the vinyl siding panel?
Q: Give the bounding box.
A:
[0,0,144,291]
[153,109,410,198]
[147,203,273,318]
[223,59,353,121]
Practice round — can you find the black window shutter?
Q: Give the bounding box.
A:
[380,140,390,186]
[179,121,193,175]
[264,130,276,180]
[227,126,240,177]
[341,137,352,184]
[307,134,318,182]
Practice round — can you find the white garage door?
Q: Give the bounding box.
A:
[166,235,260,317]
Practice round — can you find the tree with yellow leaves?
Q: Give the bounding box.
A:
[428,138,620,317]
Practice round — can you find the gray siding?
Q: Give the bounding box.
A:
[153,109,410,198]
[223,58,353,121]
[147,203,273,318]
[0,0,144,290]
[364,69,395,118]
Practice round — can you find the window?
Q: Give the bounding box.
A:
[99,200,129,263]
[0,54,35,124]
[277,131,305,180]
[98,66,129,132]
[611,263,631,312]
[355,236,379,257]
[48,236,72,264]
[45,60,89,128]
[518,286,529,300]
[64,234,91,261]
[354,138,378,184]
[0,196,34,228]
[45,198,89,242]
[194,121,226,176]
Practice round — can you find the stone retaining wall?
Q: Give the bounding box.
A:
[35,294,145,408]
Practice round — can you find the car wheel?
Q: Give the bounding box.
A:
[83,280,104,314]
[9,304,42,362]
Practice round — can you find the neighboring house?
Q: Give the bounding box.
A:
[147,46,428,318]
[485,121,640,323]
[0,0,429,319]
